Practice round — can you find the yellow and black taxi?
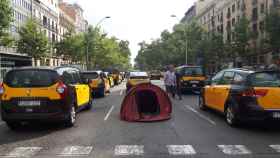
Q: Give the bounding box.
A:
[176,65,206,93]
[0,66,92,129]
[112,70,122,85]
[82,71,110,97]
[104,72,114,87]
[126,71,150,92]
[199,68,280,126]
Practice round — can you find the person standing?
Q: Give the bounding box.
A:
[164,65,176,98]
[175,71,182,100]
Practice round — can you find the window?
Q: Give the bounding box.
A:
[232,18,236,26]
[249,72,280,87]
[219,71,235,85]
[211,71,224,85]
[259,21,264,33]
[4,70,59,88]
[232,4,236,13]
[252,7,258,21]
[261,3,265,13]
[232,73,245,85]
[62,71,75,85]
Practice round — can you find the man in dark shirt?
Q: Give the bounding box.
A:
[175,71,182,100]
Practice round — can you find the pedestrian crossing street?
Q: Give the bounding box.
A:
[1,144,280,157]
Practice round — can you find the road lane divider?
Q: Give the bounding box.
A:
[104,105,115,121]
[58,146,93,157]
[120,90,123,96]
[184,105,216,125]
[167,145,196,155]
[1,147,42,158]
[114,145,144,156]
[218,145,251,155]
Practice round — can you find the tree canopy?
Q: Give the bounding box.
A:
[0,0,13,46]
[17,20,49,59]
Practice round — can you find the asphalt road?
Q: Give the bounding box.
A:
[1,80,280,158]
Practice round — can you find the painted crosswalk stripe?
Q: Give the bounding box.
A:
[114,145,144,156]
[58,146,93,156]
[167,145,196,155]
[269,145,280,153]
[2,147,42,158]
[218,145,251,155]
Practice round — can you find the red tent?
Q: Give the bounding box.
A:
[120,83,172,122]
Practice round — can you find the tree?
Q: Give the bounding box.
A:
[231,17,251,59]
[265,8,280,53]
[0,0,13,46]
[55,32,85,63]
[17,20,49,60]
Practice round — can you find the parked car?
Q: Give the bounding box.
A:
[176,65,206,94]
[82,71,110,97]
[0,66,92,129]
[199,68,280,126]
[126,72,150,92]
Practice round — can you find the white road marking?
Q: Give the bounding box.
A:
[167,145,196,155]
[269,145,280,152]
[114,145,144,156]
[218,145,251,155]
[104,105,115,121]
[184,105,216,125]
[2,147,42,158]
[120,90,123,96]
[58,146,93,156]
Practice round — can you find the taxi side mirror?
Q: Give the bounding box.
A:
[204,79,211,85]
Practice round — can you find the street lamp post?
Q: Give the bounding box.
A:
[85,16,110,70]
[171,15,188,65]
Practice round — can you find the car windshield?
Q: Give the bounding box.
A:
[183,67,203,76]
[82,73,99,79]
[249,72,280,87]
[4,70,59,87]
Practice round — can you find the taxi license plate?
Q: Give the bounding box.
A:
[192,84,197,88]
[272,112,280,118]
[190,81,199,84]
[18,101,41,106]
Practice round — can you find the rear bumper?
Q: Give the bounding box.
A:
[238,108,280,121]
[1,112,67,122]
[180,80,204,90]
[1,100,69,122]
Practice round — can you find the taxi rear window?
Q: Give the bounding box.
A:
[249,72,280,87]
[183,67,203,76]
[130,76,149,80]
[82,73,99,79]
[4,70,59,88]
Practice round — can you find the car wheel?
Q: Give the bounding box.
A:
[198,95,207,110]
[225,104,239,127]
[65,105,76,127]
[6,121,21,130]
[86,97,93,110]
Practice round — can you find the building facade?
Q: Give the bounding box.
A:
[193,0,279,68]
[181,5,197,23]
[58,1,88,34]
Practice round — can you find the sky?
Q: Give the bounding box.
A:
[68,0,196,64]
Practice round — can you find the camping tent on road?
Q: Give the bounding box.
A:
[120,83,172,122]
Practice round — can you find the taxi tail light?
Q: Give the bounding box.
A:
[0,83,4,95]
[241,89,268,98]
[57,82,68,99]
